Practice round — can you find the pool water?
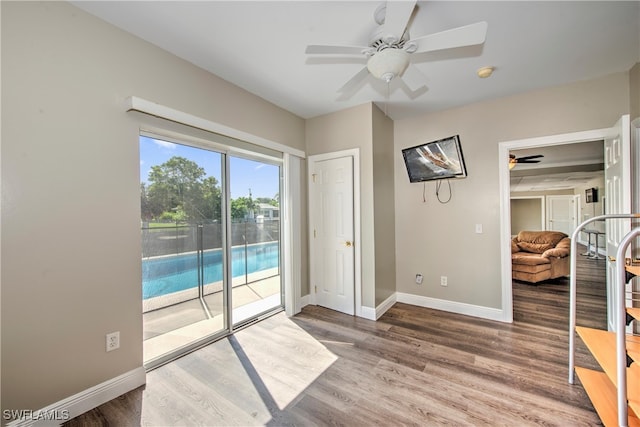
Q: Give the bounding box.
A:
[142,242,279,299]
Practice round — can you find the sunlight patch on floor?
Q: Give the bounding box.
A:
[231,313,338,410]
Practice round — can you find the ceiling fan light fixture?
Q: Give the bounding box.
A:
[367,48,410,82]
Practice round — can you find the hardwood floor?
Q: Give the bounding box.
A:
[65,251,606,426]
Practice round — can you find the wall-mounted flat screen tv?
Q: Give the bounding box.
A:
[401,135,467,182]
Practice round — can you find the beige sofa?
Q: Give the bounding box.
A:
[511,230,571,283]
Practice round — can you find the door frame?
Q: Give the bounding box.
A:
[307,149,362,317]
[499,127,613,323]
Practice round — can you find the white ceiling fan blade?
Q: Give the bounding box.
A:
[401,64,428,92]
[305,45,371,55]
[337,66,370,97]
[381,0,417,44]
[408,21,488,53]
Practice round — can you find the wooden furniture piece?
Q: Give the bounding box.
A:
[570,220,640,427]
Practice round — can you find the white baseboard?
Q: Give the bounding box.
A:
[299,293,310,310]
[7,367,146,427]
[298,294,394,321]
[360,306,377,320]
[396,292,505,322]
[375,293,397,319]
[294,291,503,323]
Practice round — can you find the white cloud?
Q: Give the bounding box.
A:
[154,139,176,149]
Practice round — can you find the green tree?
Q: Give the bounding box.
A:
[145,156,221,222]
[140,182,152,221]
[231,196,257,220]
[200,176,222,221]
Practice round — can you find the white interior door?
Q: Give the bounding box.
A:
[546,195,578,235]
[309,156,355,315]
[604,114,631,331]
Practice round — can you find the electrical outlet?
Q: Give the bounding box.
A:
[106,331,120,352]
[415,274,423,284]
[440,276,448,287]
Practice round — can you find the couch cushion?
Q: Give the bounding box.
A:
[512,252,551,266]
[542,237,571,258]
[511,240,520,253]
[517,241,554,254]
[515,231,568,254]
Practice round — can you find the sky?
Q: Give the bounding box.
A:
[139,136,280,200]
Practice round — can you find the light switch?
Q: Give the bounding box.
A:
[475,223,483,234]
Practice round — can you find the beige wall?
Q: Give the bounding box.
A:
[1,1,305,412]
[305,103,377,307]
[372,105,396,305]
[510,198,544,234]
[305,102,397,307]
[394,72,630,309]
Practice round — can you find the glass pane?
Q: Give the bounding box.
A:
[140,135,226,364]
[229,156,282,325]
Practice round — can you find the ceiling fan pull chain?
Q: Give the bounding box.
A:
[385,81,390,116]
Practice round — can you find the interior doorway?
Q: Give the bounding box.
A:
[499,127,616,322]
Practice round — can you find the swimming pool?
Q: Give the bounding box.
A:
[142,241,279,299]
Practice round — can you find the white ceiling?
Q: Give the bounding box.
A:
[510,170,604,193]
[509,140,605,192]
[72,1,640,120]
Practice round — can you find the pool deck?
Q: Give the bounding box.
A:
[143,274,281,363]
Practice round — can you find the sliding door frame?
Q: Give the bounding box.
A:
[140,126,292,369]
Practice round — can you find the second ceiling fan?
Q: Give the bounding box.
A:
[305,1,488,97]
[509,154,544,170]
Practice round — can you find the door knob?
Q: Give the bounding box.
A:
[345,241,353,247]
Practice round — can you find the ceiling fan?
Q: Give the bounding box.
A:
[305,0,488,97]
[509,154,544,170]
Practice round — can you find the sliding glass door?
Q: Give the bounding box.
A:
[229,156,282,326]
[140,134,283,366]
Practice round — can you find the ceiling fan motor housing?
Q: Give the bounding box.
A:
[369,24,410,50]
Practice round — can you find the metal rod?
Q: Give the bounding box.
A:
[245,221,248,285]
[196,224,213,319]
[568,213,640,384]
[197,224,204,299]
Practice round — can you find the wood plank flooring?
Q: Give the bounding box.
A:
[65,250,607,426]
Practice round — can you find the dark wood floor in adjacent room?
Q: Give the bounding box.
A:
[65,251,607,426]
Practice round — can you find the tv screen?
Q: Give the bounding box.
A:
[401,135,467,183]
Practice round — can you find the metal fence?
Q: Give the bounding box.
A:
[141,219,280,258]
[141,219,281,311]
